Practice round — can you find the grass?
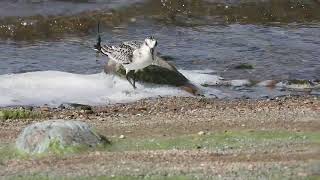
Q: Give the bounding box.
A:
[5,173,319,180]
[47,139,98,155]
[0,109,41,120]
[0,140,107,163]
[1,130,319,161]
[6,175,196,180]
[2,130,319,180]
[105,130,320,152]
[0,144,27,164]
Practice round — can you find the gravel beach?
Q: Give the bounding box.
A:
[0,96,319,179]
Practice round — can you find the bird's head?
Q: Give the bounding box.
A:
[144,36,158,61]
[145,36,157,48]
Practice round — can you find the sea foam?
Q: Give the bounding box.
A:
[0,70,223,107]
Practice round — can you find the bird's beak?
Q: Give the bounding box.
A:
[150,48,155,61]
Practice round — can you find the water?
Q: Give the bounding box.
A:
[0,0,143,17]
[0,70,223,107]
[0,0,319,106]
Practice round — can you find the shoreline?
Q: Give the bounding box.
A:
[0,96,319,178]
[1,95,319,140]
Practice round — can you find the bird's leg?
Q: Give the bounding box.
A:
[126,72,133,85]
[125,71,136,89]
[132,72,137,89]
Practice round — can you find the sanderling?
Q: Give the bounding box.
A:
[95,37,158,89]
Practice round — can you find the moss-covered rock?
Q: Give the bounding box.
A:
[104,57,200,95]
[16,120,109,154]
[234,63,254,70]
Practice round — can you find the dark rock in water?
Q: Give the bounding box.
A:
[58,103,92,111]
[277,79,319,91]
[104,57,200,95]
[234,63,254,70]
[159,55,176,61]
[16,120,108,154]
[288,79,312,85]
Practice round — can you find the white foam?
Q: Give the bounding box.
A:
[180,70,222,85]
[0,70,224,107]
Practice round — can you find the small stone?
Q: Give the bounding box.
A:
[297,172,307,177]
[40,106,50,112]
[130,17,136,22]
[137,107,147,111]
[119,135,125,139]
[84,110,94,114]
[198,131,205,136]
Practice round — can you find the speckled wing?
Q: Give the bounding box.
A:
[101,44,134,64]
[123,40,143,50]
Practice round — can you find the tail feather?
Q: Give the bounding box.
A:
[100,45,113,56]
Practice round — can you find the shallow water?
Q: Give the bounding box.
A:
[0,0,319,106]
[0,0,143,17]
[0,70,223,106]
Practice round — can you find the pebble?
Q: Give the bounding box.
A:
[297,172,307,177]
[40,106,50,112]
[119,135,125,139]
[130,18,136,22]
[198,131,205,136]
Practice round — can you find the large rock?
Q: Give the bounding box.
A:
[104,56,200,95]
[16,120,108,154]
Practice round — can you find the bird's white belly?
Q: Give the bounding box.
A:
[124,53,153,72]
[124,60,151,71]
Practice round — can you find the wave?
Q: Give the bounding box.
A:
[0,70,223,107]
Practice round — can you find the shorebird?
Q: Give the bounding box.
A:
[94,37,158,89]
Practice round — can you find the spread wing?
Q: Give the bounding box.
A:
[100,44,134,64]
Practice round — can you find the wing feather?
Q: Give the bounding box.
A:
[101,44,134,64]
[123,40,143,49]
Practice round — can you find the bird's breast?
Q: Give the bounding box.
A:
[133,49,152,63]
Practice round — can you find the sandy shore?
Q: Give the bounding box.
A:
[0,96,319,179]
